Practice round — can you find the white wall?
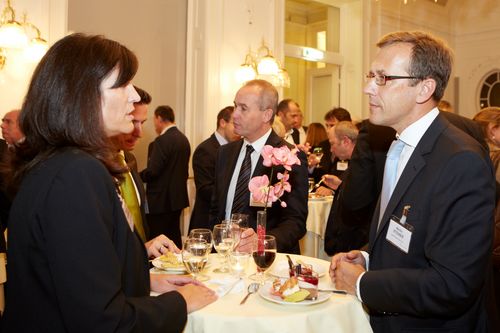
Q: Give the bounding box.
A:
[186,0,283,149]
[68,0,187,171]
[364,0,500,118]
[451,0,500,118]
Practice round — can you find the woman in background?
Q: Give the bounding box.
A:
[304,122,328,149]
[1,33,215,332]
[473,106,500,321]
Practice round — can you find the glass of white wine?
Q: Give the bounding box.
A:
[312,147,324,168]
[212,223,235,273]
[182,238,210,281]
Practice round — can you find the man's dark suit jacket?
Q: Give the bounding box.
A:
[2,148,187,332]
[341,112,488,217]
[0,139,9,253]
[352,114,495,331]
[140,126,190,214]
[325,111,489,256]
[124,150,150,240]
[209,130,308,254]
[190,133,220,230]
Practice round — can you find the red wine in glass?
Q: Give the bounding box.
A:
[249,234,276,283]
[252,250,276,271]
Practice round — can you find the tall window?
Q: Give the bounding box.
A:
[479,71,500,108]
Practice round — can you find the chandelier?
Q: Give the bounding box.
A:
[0,0,49,70]
[236,40,290,88]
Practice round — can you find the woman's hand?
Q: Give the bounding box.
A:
[177,284,218,313]
[145,234,180,258]
[150,274,204,293]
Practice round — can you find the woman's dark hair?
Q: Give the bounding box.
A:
[8,33,138,192]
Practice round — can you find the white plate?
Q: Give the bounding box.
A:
[151,255,187,273]
[258,281,331,305]
[268,260,327,278]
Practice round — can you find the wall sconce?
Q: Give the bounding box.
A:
[235,40,290,88]
[0,48,5,70]
[0,0,48,69]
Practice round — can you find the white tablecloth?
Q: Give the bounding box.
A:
[300,197,333,260]
[156,253,372,333]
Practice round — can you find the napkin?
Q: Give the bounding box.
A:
[209,277,245,297]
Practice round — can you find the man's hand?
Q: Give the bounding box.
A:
[333,261,366,295]
[307,153,320,167]
[315,186,333,196]
[297,142,311,154]
[322,174,342,190]
[329,250,366,295]
[235,228,256,253]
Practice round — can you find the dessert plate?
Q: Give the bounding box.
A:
[258,281,330,305]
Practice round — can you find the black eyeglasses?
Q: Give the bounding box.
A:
[365,72,423,86]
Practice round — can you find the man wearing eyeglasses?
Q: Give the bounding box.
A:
[330,31,496,332]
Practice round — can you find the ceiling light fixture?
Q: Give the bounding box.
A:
[0,0,48,69]
[236,40,290,88]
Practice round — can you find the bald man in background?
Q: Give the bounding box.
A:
[1,110,24,147]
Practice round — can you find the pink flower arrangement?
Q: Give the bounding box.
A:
[248,145,300,208]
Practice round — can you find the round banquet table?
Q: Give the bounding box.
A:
[152,253,372,333]
[300,196,334,260]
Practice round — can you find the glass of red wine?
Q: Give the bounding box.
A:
[249,234,276,284]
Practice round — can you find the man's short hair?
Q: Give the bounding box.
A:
[376,31,453,102]
[334,121,358,144]
[133,86,152,105]
[242,79,278,116]
[216,105,234,129]
[155,105,175,123]
[325,107,351,122]
[277,99,299,115]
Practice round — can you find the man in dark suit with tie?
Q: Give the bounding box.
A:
[189,106,239,231]
[330,31,496,332]
[112,88,178,257]
[209,80,308,254]
[140,105,190,248]
[112,86,151,243]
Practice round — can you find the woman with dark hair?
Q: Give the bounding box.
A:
[1,33,216,332]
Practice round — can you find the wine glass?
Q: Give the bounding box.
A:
[312,147,324,168]
[231,213,248,229]
[249,234,277,284]
[182,238,210,281]
[308,178,315,193]
[212,224,235,273]
[189,228,213,248]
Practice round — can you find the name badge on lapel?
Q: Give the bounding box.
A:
[386,205,413,253]
[337,160,348,171]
